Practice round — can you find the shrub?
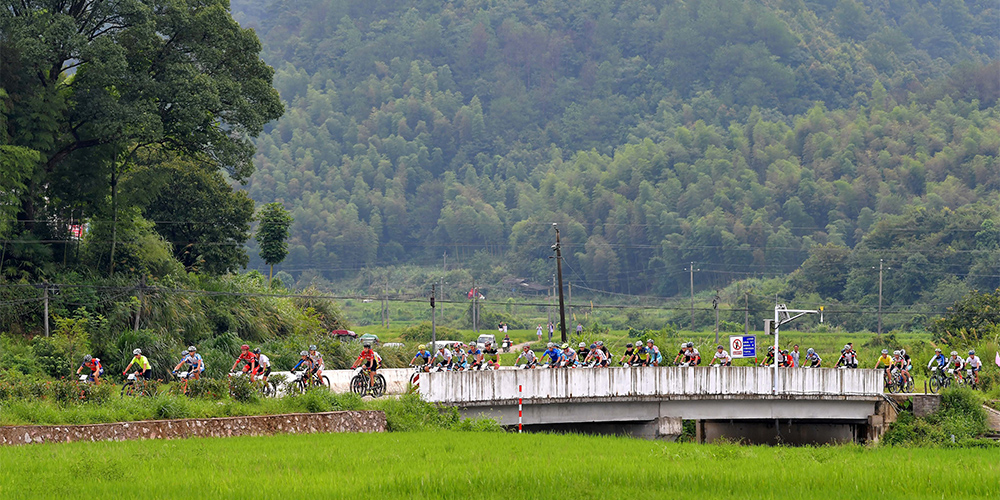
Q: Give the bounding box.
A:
[185,378,227,400]
[226,373,259,403]
[154,395,193,419]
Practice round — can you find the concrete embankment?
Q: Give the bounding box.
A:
[0,410,386,446]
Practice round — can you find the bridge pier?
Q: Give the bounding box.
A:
[699,419,864,445]
[518,417,683,441]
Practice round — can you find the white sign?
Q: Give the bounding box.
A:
[729,335,756,358]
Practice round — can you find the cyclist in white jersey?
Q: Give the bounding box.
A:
[710,345,732,366]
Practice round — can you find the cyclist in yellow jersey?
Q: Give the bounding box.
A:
[874,349,893,381]
[124,348,153,379]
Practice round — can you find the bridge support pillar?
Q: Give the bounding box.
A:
[700,420,864,445]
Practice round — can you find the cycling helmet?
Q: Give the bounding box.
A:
[579,342,586,348]
[522,345,530,350]
[590,344,597,349]
[188,346,197,352]
[781,350,789,355]
[83,354,92,362]
[686,342,694,348]
[892,350,899,356]
[241,344,249,350]
[133,348,142,355]
[309,345,317,351]
[547,342,555,348]
[485,341,492,346]
[807,348,815,354]
[181,351,188,358]
[299,350,308,356]
[418,344,426,350]
[844,344,850,350]
[363,341,372,348]
[626,343,633,348]
[968,349,975,355]
[934,348,942,352]
[717,345,724,350]
[596,341,604,346]
[253,348,261,355]
[647,339,654,344]
[561,343,569,349]
[950,351,958,356]
[881,349,888,354]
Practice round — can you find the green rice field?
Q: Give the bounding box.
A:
[0,431,996,499]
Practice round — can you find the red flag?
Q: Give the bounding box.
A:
[468,287,475,298]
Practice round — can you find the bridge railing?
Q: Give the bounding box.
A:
[420,366,883,404]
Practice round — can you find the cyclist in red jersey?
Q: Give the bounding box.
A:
[230,344,257,373]
[350,341,382,387]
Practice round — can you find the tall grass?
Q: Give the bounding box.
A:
[0,431,996,499]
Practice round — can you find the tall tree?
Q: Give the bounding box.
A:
[256,203,293,286]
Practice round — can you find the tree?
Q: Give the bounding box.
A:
[256,203,293,286]
[130,158,256,274]
[0,0,283,264]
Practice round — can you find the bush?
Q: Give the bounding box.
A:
[154,395,193,419]
[883,387,990,447]
[185,378,227,400]
[226,373,259,403]
[399,322,460,343]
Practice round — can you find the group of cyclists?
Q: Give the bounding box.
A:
[409,341,502,371]
[926,348,983,386]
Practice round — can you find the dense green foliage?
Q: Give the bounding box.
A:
[1,431,997,499]
[228,0,999,323]
[882,387,995,446]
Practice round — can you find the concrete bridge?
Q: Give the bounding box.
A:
[420,366,894,444]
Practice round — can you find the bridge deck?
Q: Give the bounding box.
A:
[421,366,883,406]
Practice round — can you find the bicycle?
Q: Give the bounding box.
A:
[230,371,280,397]
[290,369,330,394]
[121,372,153,397]
[407,364,429,394]
[350,367,386,397]
[928,366,950,393]
[172,369,198,395]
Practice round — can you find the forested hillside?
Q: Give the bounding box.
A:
[231,0,999,307]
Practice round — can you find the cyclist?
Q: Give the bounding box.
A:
[875,349,893,380]
[253,348,271,383]
[516,345,538,368]
[541,342,562,367]
[761,345,776,367]
[409,345,432,369]
[805,348,822,367]
[620,343,640,366]
[899,349,913,387]
[452,342,469,370]
[307,345,325,382]
[173,346,205,380]
[583,343,608,367]
[965,350,982,386]
[350,341,382,388]
[230,344,257,374]
[290,350,314,379]
[123,348,152,379]
[673,343,689,365]
[836,344,857,368]
[927,348,947,372]
[577,342,591,362]
[432,345,453,369]
[947,351,965,383]
[710,345,732,366]
[597,341,612,362]
[686,342,701,366]
[778,349,792,367]
[560,343,578,367]
[645,339,662,366]
[482,341,500,368]
[76,354,103,383]
[468,342,484,370]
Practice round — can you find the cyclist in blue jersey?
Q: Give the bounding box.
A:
[559,343,578,367]
[409,345,432,368]
[76,355,104,383]
[645,339,663,366]
[468,343,484,369]
[291,350,314,374]
[172,346,205,379]
[541,342,562,366]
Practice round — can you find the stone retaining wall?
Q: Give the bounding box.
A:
[0,411,386,446]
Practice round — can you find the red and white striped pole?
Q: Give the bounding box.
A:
[518,384,523,433]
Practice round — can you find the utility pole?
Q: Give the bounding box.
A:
[713,291,721,344]
[42,282,49,337]
[685,262,699,331]
[552,223,567,343]
[873,259,890,336]
[472,278,478,333]
[430,284,436,352]
[567,282,572,325]
[744,291,750,336]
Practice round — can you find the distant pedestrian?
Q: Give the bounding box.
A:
[548,322,554,340]
[536,324,543,341]
[791,345,800,368]
[576,323,583,334]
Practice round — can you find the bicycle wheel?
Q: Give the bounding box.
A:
[409,372,419,386]
[320,376,330,389]
[121,382,133,397]
[372,374,386,398]
[929,376,941,393]
[262,381,276,398]
[350,375,366,396]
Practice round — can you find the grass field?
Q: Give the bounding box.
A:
[0,431,996,499]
